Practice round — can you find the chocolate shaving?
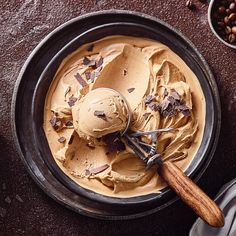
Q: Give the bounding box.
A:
[58,137,66,143]
[94,110,106,120]
[144,95,155,104]
[163,88,168,97]
[171,89,180,101]
[148,102,160,111]
[143,112,151,120]
[85,164,109,176]
[127,88,135,93]
[177,104,191,117]
[68,135,74,145]
[160,100,176,117]
[167,96,176,105]
[68,96,78,107]
[83,56,91,65]
[87,44,94,52]
[49,115,62,131]
[103,132,126,154]
[96,57,103,68]
[74,73,87,87]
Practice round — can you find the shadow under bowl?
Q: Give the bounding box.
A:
[12,10,221,219]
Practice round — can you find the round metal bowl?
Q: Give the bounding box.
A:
[12,10,221,219]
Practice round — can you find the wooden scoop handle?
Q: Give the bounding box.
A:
[158,161,224,228]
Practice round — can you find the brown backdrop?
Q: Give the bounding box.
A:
[0,0,236,235]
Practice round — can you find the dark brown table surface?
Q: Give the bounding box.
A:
[1,0,236,235]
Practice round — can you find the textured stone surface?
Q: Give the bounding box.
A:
[0,0,236,235]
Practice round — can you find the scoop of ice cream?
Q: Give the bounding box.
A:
[72,89,129,141]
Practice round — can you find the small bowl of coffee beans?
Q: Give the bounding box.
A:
[208,0,236,49]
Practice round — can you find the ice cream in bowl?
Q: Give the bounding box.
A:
[44,35,207,197]
[40,34,224,226]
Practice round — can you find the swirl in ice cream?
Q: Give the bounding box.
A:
[44,36,205,197]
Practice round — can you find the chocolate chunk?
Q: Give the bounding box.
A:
[171,89,181,101]
[163,88,168,97]
[85,164,109,176]
[127,88,135,93]
[68,135,74,145]
[83,56,91,65]
[58,137,66,143]
[94,110,106,120]
[87,44,94,52]
[148,102,160,111]
[144,95,155,104]
[143,112,151,120]
[68,96,77,107]
[123,69,128,76]
[96,57,103,68]
[103,132,126,154]
[74,73,87,87]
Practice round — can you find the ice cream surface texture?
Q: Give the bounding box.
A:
[44,36,205,197]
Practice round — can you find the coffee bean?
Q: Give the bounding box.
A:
[225,26,232,33]
[224,16,231,24]
[226,8,232,15]
[228,33,236,42]
[229,13,236,20]
[218,6,226,14]
[229,2,236,11]
[232,26,236,33]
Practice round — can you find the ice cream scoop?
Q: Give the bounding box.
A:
[72,88,131,142]
[77,87,224,228]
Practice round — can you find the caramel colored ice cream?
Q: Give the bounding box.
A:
[44,36,205,198]
[72,89,129,143]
